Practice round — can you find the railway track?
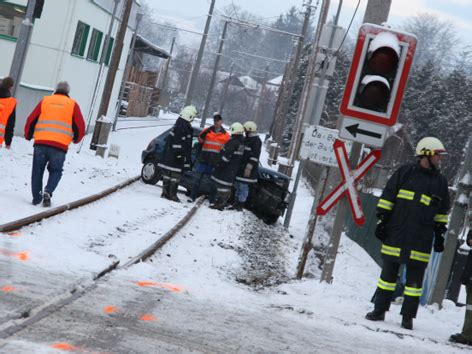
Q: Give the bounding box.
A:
[0,177,204,340]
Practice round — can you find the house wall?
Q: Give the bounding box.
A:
[0,0,139,135]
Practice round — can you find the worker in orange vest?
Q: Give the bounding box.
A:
[0,77,17,149]
[189,113,230,202]
[24,81,85,207]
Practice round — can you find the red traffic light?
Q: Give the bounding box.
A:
[340,24,417,126]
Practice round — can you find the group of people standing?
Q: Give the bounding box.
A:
[158,105,262,211]
[0,77,85,207]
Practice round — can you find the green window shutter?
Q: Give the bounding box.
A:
[80,24,90,56]
[105,37,114,65]
[87,28,103,61]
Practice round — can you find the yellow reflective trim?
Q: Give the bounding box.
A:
[420,194,431,206]
[410,250,430,263]
[397,189,415,200]
[381,244,401,257]
[434,214,448,223]
[404,286,423,297]
[377,199,394,211]
[377,278,396,291]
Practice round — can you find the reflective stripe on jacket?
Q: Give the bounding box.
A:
[0,97,16,144]
[33,95,75,147]
[197,126,230,166]
[377,163,450,264]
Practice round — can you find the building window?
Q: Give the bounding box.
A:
[71,21,90,57]
[0,2,26,40]
[104,37,114,65]
[87,28,103,62]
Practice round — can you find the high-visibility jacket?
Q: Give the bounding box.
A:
[0,97,16,145]
[158,117,193,173]
[211,134,245,188]
[377,163,450,265]
[24,93,85,152]
[197,126,230,166]
[236,133,262,184]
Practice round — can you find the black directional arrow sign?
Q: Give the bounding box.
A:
[346,124,382,139]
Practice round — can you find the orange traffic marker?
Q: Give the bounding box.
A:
[140,314,157,321]
[136,281,183,293]
[0,249,29,261]
[50,342,78,351]
[103,305,119,314]
[1,286,16,293]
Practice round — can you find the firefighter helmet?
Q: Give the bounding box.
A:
[415,137,447,157]
[230,122,244,135]
[243,121,257,133]
[180,105,198,122]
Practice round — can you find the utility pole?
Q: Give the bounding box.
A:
[284,1,343,228]
[253,63,270,125]
[270,0,313,146]
[320,0,392,283]
[201,20,228,127]
[185,0,216,106]
[112,10,143,132]
[160,36,175,99]
[90,0,133,156]
[219,62,234,115]
[429,136,472,306]
[9,0,38,96]
[97,0,133,119]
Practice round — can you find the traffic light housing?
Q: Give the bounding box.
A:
[340,24,417,126]
[33,0,45,20]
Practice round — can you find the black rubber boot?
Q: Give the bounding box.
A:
[365,309,385,321]
[449,333,472,346]
[169,181,181,203]
[42,192,51,207]
[228,201,243,211]
[401,316,413,330]
[161,179,170,199]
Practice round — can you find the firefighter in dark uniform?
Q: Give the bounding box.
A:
[158,105,197,202]
[450,217,472,345]
[366,137,450,330]
[210,122,245,210]
[231,121,262,211]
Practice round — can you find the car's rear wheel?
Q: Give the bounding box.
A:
[141,160,161,184]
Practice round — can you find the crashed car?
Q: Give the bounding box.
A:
[141,127,290,224]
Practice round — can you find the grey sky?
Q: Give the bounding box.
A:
[147,0,472,47]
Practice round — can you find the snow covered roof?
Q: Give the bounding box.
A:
[238,76,259,91]
[267,75,283,86]
[135,34,171,59]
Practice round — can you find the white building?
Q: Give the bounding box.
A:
[0,0,140,134]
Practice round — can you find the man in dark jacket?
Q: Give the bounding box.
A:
[210,122,245,210]
[0,77,16,149]
[366,137,450,330]
[24,81,85,207]
[189,113,230,202]
[158,105,196,202]
[449,229,472,345]
[231,121,262,211]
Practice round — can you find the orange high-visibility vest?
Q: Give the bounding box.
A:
[34,95,75,146]
[200,129,230,154]
[0,97,16,144]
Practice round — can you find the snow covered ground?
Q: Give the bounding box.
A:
[0,113,469,352]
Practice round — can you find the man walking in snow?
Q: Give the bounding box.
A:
[366,137,450,330]
[158,105,197,202]
[24,81,85,207]
[0,77,17,149]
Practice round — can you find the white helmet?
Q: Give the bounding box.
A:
[230,122,244,135]
[243,121,257,133]
[180,105,198,122]
[415,137,447,157]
